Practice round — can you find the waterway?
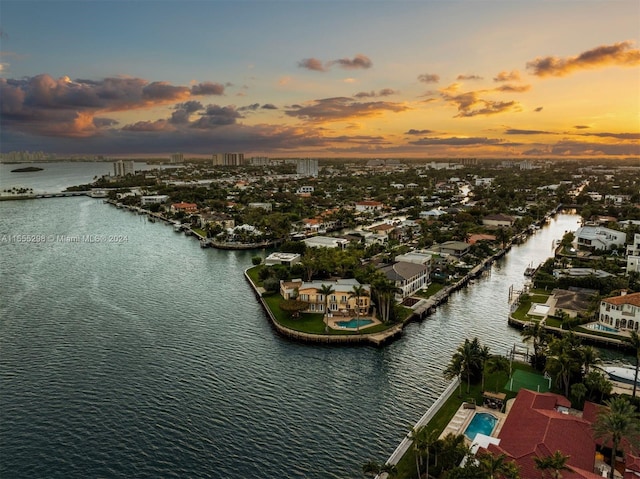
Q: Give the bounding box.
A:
[0,163,622,478]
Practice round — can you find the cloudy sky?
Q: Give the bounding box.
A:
[1,0,639,158]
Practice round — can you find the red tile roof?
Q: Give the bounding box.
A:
[602,292,640,307]
[491,390,597,479]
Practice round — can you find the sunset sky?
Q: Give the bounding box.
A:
[1,0,639,159]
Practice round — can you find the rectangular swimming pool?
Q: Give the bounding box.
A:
[464,412,498,441]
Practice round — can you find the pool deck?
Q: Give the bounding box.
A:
[440,404,507,443]
[327,315,381,331]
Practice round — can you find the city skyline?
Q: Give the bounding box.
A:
[1,0,639,159]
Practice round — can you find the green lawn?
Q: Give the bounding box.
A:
[392,361,546,479]
[414,282,445,299]
[511,293,550,321]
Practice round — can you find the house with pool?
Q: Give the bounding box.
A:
[279,279,371,318]
[598,291,640,333]
[470,389,640,479]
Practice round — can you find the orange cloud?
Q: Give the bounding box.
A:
[527,41,640,77]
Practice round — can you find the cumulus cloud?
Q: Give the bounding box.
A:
[409,136,504,146]
[262,103,278,110]
[122,119,173,132]
[504,128,554,135]
[298,54,373,72]
[580,131,640,140]
[418,73,440,84]
[573,125,590,129]
[548,140,640,156]
[353,88,397,98]
[534,107,544,112]
[330,54,373,70]
[527,41,640,77]
[191,104,243,128]
[495,84,531,93]
[285,97,408,122]
[493,70,521,82]
[405,129,434,135]
[0,74,224,138]
[440,83,520,118]
[298,58,327,72]
[190,81,225,96]
[456,74,483,81]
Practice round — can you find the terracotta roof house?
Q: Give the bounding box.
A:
[486,390,602,479]
[170,202,198,213]
[599,291,640,332]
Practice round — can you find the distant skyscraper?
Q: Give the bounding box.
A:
[113,160,134,176]
[296,158,318,177]
[170,153,184,164]
[212,153,245,166]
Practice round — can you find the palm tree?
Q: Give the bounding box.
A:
[629,330,640,398]
[592,397,640,478]
[444,354,464,396]
[580,345,600,377]
[477,451,520,479]
[372,277,400,323]
[349,284,368,333]
[521,321,548,370]
[534,451,571,479]
[409,426,427,479]
[487,355,511,392]
[478,345,491,392]
[456,338,481,394]
[362,460,397,478]
[319,283,334,333]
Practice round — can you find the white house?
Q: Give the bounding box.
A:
[355,200,384,213]
[627,233,640,274]
[265,252,302,267]
[599,291,640,332]
[302,236,349,249]
[574,225,626,251]
[482,214,515,228]
[140,195,169,206]
[379,261,430,300]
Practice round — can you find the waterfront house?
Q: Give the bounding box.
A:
[140,195,169,206]
[484,390,603,479]
[279,279,370,316]
[198,212,235,230]
[378,261,430,300]
[302,236,349,249]
[482,213,515,228]
[574,225,627,251]
[434,241,471,257]
[548,287,597,318]
[598,291,640,332]
[627,233,640,274]
[265,252,302,267]
[355,200,384,213]
[170,202,198,214]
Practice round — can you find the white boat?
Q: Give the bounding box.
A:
[600,366,639,385]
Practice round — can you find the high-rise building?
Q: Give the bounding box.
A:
[170,153,184,164]
[212,153,245,166]
[296,158,318,177]
[113,160,134,177]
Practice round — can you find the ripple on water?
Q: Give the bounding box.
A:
[0,199,596,479]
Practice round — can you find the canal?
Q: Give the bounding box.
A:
[0,194,587,478]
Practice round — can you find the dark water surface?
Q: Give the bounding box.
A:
[0,165,587,478]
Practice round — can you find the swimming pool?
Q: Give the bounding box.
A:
[464,412,498,441]
[587,322,619,333]
[335,318,374,329]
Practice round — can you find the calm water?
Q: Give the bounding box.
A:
[0,161,175,195]
[0,164,590,478]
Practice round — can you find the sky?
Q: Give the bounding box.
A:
[1,0,639,159]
